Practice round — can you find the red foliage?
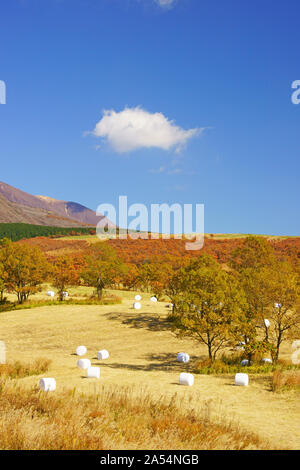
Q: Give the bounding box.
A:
[15,235,300,272]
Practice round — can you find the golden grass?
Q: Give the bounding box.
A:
[0,379,271,450]
[272,370,300,392]
[0,358,51,379]
[1,290,300,449]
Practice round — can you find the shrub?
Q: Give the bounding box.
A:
[272,370,300,392]
[0,358,51,379]
[195,354,300,375]
[0,296,122,313]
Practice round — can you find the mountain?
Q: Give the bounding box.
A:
[0,181,111,228]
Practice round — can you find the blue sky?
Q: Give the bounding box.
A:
[0,0,299,235]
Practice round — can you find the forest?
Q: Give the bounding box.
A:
[0,223,96,241]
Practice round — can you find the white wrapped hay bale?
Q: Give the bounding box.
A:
[62,291,69,298]
[77,358,91,369]
[87,366,100,379]
[261,358,272,364]
[236,341,246,351]
[264,319,270,328]
[97,349,109,360]
[235,373,249,386]
[47,291,55,297]
[135,295,142,301]
[0,341,6,364]
[76,345,87,356]
[241,359,249,367]
[179,372,194,386]
[150,296,158,303]
[133,302,141,310]
[177,352,190,363]
[39,378,56,391]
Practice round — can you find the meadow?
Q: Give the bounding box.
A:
[1,287,300,450]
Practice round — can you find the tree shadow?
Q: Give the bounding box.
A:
[222,374,272,391]
[92,352,196,373]
[105,312,172,332]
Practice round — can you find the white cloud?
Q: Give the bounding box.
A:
[167,168,182,175]
[156,0,176,8]
[92,107,202,153]
[149,166,166,174]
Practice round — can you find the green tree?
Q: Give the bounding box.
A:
[230,236,275,272]
[81,243,126,299]
[0,242,50,304]
[236,260,300,363]
[52,256,80,301]
[264,261,300,362]
[170,255,246,362]
[139,259,173,300]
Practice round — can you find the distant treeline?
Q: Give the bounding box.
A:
[0,223,96,241]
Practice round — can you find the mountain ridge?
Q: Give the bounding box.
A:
[0,181,110,227]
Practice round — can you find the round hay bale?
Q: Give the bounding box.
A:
[264,319,270,328]
[47,291,55,297]
[135,295,142,301]
[39,378,56,391]
[241,359,249,366]
[76,345,87,356]
[261,358,272,364]
[236,341,246,351]
[179,372,194,386]
[133,302,141,310]
[177,352,190,363]
[77,359,91,369]
[150,297,158,303]
[87,367,100,379]
[97,349,109,360]
[235,373,249,386]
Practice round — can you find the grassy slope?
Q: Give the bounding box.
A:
[1,288,300,449]
[57,233,300,243]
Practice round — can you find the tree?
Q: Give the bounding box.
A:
[236,259,300,362]
[0,238,11,301]
[52,256,80,301]
[139,259,173,300]
[264,261,300,362]
[0,266,6,302]
[165,256,216,314]
[228,266,275,361]
[0,242,50,304]
[230,236,275,272]
[81,243,126,299]
[122,263,140,291]
[170,255,246,362]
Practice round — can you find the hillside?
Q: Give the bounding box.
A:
[0,181,112,227]
[0,193,89,227]
[18,233,300,267]
[1,293,299,449]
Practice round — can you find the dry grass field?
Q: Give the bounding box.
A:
[58,233,299,243]
[1,289,300,449]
